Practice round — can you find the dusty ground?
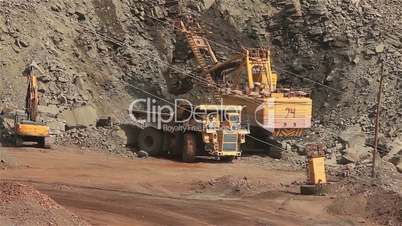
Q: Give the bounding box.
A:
[1,147,397,226]
[0,182,90,226]
[0,1,401,225]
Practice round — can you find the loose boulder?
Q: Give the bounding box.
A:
[38,105,60,118]
[59,105,98,129]
[384,138,402,162]
[338,126,372,164]
[397,162,402,173]
[47,120,66,135]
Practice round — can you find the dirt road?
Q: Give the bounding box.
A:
[0,147,374,226]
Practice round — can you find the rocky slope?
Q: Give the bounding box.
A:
[0,0,173,152]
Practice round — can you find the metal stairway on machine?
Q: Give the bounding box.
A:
[181,21,219,86]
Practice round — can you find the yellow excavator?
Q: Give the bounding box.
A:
[217,48,312,138]
[174,19,312,157]
[14,61,50,148]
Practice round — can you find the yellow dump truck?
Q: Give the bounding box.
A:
[132,104,250,162]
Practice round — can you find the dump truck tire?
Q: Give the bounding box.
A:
[138,128,163,156]
[15,136,23,147]
[170,134,183,157]
[182,133,196,163]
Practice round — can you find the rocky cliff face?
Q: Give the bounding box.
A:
[206,0,401,137]
[268,0,402,161]
[0,0,173,152]
[0,0,174,122]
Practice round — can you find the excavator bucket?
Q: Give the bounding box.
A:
[27,60,45,75]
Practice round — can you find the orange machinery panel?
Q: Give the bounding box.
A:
[16,123,49,137]
[307,157,327,185]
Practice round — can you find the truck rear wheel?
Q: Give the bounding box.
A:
[170,134,183,157]
[182,133,196,163]
[138,128,163,156]
[15,136,23,147]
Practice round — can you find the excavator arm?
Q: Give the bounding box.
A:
[25,66,39,121]
[177,21,278,92]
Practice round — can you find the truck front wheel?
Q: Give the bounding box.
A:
[182,133,196,163]
[138,128,163,156]
[15,136,23,147]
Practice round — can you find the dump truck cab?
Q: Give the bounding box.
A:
[195,105,249,160]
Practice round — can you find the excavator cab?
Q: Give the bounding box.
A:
[245,48,278,93]
[14,62,50,148]
[15,112,49,147]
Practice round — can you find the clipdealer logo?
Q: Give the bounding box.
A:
[128,98,242,131]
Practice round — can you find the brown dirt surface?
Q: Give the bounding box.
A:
[0,182,90,226]
[367,189,402,226]
[328,179,402,226]
[0,146,400,226]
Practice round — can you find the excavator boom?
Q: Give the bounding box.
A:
[26,70,39,121]
[176,18,219,86]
